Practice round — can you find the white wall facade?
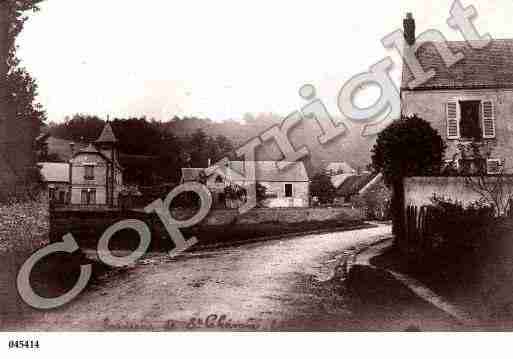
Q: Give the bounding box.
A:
[402,88,513,173]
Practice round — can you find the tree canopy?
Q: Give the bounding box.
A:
[48,116,236,185]
[310,172,336,204]
[371,114,446,186]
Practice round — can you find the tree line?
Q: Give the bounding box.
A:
[46,115,235,185]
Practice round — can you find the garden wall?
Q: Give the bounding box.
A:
[50,206,363,250]
[404,176,513,208]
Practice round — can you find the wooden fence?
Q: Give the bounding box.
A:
[403,205,437,254]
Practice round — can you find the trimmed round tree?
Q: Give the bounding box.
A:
[372,114,446,184]
[371,114,446,241]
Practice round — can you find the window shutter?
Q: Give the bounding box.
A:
[482,100,496,139]
[487,159,502,174]
[446,101,459,139]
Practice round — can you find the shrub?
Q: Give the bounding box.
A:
[427,195,494,250]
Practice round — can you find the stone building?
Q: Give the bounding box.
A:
[181,161,310,208]
[401,14,513,175]
[69,122,123,206]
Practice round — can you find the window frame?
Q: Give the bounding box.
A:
[446,97,496,140]
[84,164,95,180]
[458,100,483,140]
[284,183,293,198]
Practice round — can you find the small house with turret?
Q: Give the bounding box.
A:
[68,122,123,206]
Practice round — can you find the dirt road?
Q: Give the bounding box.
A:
[13,225,393,330]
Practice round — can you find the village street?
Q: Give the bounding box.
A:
[10,223,458,331]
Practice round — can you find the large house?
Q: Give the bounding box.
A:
[401,14,513,175]
[69,122,123,206]
[40,122,123,207]
[181,161,310,208]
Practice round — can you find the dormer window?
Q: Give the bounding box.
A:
[84,165,95,180]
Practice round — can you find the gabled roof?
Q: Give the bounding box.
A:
[78,143,101,155]
[336,173,376,198]
[222,161,309,182]
[184,161,310,183]
[73,143,123,170]
[95,122,118,143]
[39,162,70,183]
[331,173,354,189]
[402,39,513,90]
[181,168,205,182]
[326,162,356,174]
[359,173,384,195]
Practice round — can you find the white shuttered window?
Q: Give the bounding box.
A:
[481,100,496,139]
[446,101,460,139]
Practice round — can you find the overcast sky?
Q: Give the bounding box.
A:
[16,0,513,123]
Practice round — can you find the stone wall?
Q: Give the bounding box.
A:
[404,176,513,208]
[50,206,363,248]
[402,88,513,173]
[202,206,361,226]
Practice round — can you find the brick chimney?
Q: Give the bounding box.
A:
[70,142,75,157]
[403,12,415,46]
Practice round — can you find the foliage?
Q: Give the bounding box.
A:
[430,194,494,221]
[444,141,513,217]
[3,1,44,69]
[0,1,47,196]
[50,114,104,143]
[224,184,247,201]
[183,129,235,168]
[7,66,45,137]
[371,114,446,186]
[427,194,494,248]
[310,172,336,204]
[0,197,48,253]
[353,181,391,220]
[256,182,267,205]
[49,117,236,185]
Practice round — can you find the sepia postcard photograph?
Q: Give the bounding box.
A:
[1,0,513,355]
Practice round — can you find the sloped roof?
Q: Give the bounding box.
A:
[41,136,87,161]
[181,168,205,182]
[224,161,309,182]
[401,39,513,90]
[359,173,384,195]
[39,162,70,183]
[95,122,118,143]
[336,173,376,198]
[326,162,356,174]
[79,143,101,154]
[185,161,309,183]
[73,143,123,170]
[331,173,354,189]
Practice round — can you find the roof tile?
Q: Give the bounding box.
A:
[402,39,513,90]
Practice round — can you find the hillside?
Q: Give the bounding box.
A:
[164,115,376,172]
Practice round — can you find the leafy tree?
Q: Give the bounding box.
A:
[256,182,267,205]
[371,114,446,241]
[50,114,104,143]
[310,172,336,204]
[0,1,46,196]
[371,114,446,185]
[188,128,209,167]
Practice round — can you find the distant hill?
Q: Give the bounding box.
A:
[46,114,379,177]
[163,115,377,173]
[45,136,87,161]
